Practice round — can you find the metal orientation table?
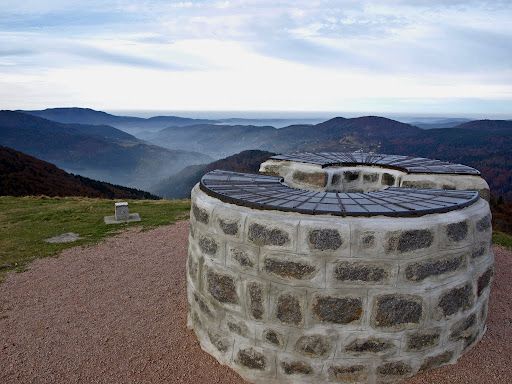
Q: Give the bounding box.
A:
[200,170,479,217]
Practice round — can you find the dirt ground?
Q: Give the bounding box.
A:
[0,221,510,383]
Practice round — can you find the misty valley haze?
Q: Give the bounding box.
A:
[1,107,511,205]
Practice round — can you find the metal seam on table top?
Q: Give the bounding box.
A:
[200,170,480,217]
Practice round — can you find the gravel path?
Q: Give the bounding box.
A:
[0,221,510,384]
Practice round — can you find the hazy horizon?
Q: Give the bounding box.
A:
[108,109,512,121]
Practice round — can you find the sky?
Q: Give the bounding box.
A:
[0,0,511,116]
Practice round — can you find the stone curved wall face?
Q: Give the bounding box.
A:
[187,185,494,384]
[259,160,491,200]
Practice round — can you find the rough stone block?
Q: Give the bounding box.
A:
[218,217,240,236]
[236,347,267,370]
[187,249,201,286]
[377,361,413,378]
[208,330,230,353]
[295,334,332,358]
[476,214,491,232]
[226,317,251,338]
[247,281,266,320]
[198,235,219,256]
[261,252,326,288]
[263,328,286,348]
[387,229,434,254]
[275,292,304,326]
[233,249,254,268]
[327,364,368,383]
[226,243,258,274]
[474,215,493,246]
[477,267,494,296]
[352,219,438,259]
[344,337,395,355]
[363,172,379,182]
[264,257,317,280]
[311,294,363,324]
[248,222,290,246]
[202,329,233,364]
[446,221,469,242]
[280,360,314,376]
[404,254,465,282]
[419,350,453,371]
[372,294,423,330]
[344,170,360,182]
[309,228,344,251]
[401,180,436,189]
[333,261,391,284]
[246,218,296,250]
[462,329,480,350]
[479,298,489,324]
[450,313,477,341]
[382,173,396,186]
[188,221,195,239]
[192,203,210,224]
[260,163,282,176]
[350,224,394,259]
[206,269,239,305]
[330,173,342,187]
[298,220,350,256]
[405,329,441,352]
[360,232,376,249]
[471,242,489,260]
[193,292,214,318]
[292,170,328,187]
[437,283,474,318]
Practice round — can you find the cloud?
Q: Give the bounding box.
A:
[64,44,192,70]
[0,32,204,71]
[0,0,511,113]
[0,48,34,57]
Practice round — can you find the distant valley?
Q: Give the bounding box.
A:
[0,111,211,189]
[152,150,275,198]
[0,146,158,199]
[2,107,511,205]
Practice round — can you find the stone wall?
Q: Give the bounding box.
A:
[187,184,494,384]
[259,160,490,201]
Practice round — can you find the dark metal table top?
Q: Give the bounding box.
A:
[200,170,479,217]
[269,152,480,175]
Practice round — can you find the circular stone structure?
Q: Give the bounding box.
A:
[187,152,494,384]
[260,152,490,200]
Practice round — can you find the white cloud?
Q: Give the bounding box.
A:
[0,0,511,113]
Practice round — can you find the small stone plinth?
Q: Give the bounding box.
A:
[104,202,141,224]
[187,152,494,384]
[115,202,130,221]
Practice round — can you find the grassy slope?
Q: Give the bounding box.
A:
[493,231,512,250]
[0,196,190,281]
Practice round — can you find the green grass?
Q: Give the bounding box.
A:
[0,196,190,281]
[493,231,512,250]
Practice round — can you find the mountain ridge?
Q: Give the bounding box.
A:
[0,111,212,189]
[9,108,512,201]
[22,107,217,135]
